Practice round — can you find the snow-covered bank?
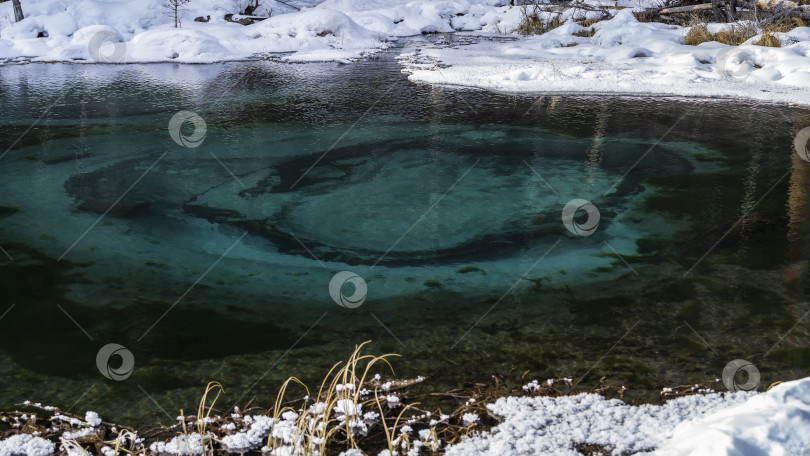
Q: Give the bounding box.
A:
[3,378,810,455]
[0,0,520,63]
[399,9,810,107]
[444,377,810,456]
[0,0,389,63]
[3,1,810,106]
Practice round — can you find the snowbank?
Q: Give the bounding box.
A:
[0,0,388,62]
[444,377,810,456]
[0,434,54,456]
[247,8,383,61]
[0,0,662,63]
[658,378,810,456]
[316,0,512,35]
[3,0,809,105]
[399,9,810,106]
[0,0,531,62]
[1,379,810,454]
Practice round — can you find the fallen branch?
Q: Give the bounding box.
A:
[660,2,727,14]
[274,0,301,10]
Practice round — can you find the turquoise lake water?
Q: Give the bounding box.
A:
[1,53,810,427]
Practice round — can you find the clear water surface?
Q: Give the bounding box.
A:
[1,50,810,427]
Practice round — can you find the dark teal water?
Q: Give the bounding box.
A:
[1,54,810,427]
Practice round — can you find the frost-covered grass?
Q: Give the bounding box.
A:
[515,8,566,36]
[146,342,443,456]
[0,342,462,456]
[3,344,803,456]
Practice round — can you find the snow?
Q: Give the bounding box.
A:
[1,0,810,104]
[1,379,810,455]
[0,434,54,456]
[83,411,101,427]
[461,413,479,426]
[0,1,810,452]
[0,0,389,62]
[247,8,382,61]
[334,398,363,416]
[220,415,274,453]
[0,0,674,64]
[444,377,810,456]
[658,378,810,456]
[338,449,365,456]
[399,10,810,106]
[148,433,208,455]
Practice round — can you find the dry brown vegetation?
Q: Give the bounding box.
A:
[577,16,604,28]
[517,11,565,35]
[753,17,807,46]
[573,29,596,37]
[682,15,805,47]
[573,18,599,37]
[682,20,713,45]
[633,9,660,22]
[0,343,779,456]
[765,16,806,31]
[755,31,782,46]
[683,18,760,45]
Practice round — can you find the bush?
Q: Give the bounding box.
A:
[682,19,758,46]
[682,21,713,45]
[755,31,781,47]
[517,5,564,35]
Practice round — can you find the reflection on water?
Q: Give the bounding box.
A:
[1,56,810,427]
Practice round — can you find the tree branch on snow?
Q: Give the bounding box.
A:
[243,0,262,15]
[272,0,300,11]
[164,0,191,28]
[11,0,23,22]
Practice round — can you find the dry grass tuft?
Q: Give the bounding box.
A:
[517,9,564,35]
[265,340,401,455]
[633,10,660,22]
[682,21,713,45]
[714,22,759,45]
[0,346,760,456]
[754,17,806,47]
[682,15,804,47]
[573,28,596,37]
[763,16,805,32]
[755,31,781,47]
[683,18,759,46]
[577,17,603,28]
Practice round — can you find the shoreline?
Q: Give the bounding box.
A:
[0,359,805,456]
[3,42,810,110]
